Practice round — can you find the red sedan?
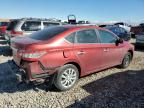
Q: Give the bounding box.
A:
[11,25,134,91]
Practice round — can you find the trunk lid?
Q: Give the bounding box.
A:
[11,36,42,50]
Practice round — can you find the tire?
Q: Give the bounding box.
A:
[120,52,132,68]
[54,64,79,91]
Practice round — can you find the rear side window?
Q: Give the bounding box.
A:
[29,26,68,40]
[7,20,19,30]
[65,33,76,43]
[76,29,98,43]
[99,30,117,43]
[21,21,41,31]
[43,22,60,28]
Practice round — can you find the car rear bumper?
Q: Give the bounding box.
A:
[13,59,58,84]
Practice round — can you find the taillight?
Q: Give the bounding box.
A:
[22,51,47,59]
[11,30,23,36]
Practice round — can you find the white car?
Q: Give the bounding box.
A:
[114,22,131,32]
[136,32,144,46]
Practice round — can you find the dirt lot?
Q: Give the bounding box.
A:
[0,37,144,108]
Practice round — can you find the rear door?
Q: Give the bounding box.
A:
[98,30,124,68]
[74,29,103,76]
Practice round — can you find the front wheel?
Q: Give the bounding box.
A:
[54,64,79,91]
[120,52,132,68]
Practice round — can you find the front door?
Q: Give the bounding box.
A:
[98,30,124,68]
[74,29,103,76]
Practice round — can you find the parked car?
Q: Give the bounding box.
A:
[0,21,9,36]
[105,25,131,41]
[77,20,90,24]
[131,25,144,37]
[11,25,134,91]
[114,22,131,32]
[136,32,144,46]
[4,18,62,43]
[139,23,144,27]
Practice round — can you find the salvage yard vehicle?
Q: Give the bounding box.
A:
[105,25,131,41]
[0,21,9,36]
[136,32,144,46]
[114,22,131,32]
[131,25,144,36]
[4,18,62,43]
[11,25,134,91]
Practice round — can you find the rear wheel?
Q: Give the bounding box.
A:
[54,64,79,91]
[120,52,132,68]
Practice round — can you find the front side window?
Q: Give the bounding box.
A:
[76,29,98,43]
[99,30,117,43]
[21,21,41,31]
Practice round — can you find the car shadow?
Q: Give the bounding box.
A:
[135,46,144,52]
[68,70,144,108]
[131,43,144,52]
[0,60,56,93]
[1,60,144,108]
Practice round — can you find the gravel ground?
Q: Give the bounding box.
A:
[0,36,144,108]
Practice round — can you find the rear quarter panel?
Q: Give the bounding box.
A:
[120,41,134,63]
[38,49,80,74]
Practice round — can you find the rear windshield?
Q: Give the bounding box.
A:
[29,26,68,40]
[7,20,19,30]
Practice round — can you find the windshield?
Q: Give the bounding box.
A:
[29,26,68,40]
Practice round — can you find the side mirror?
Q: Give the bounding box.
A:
[116,38,123,46]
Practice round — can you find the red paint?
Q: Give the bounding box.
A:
[11,26,134,81]
[0,26,8,35]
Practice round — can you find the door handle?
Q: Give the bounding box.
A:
[103,49,109,52]
[77,51,85,55]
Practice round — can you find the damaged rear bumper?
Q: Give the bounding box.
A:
[14,60,59,85]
